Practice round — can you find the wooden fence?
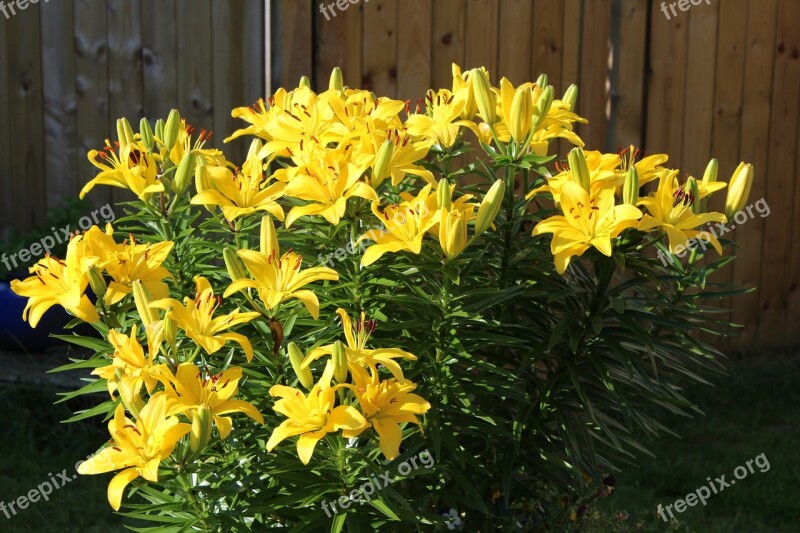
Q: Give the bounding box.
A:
[1,0,798,349]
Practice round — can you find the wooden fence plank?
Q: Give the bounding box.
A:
[612,0,647,150]
[212,0,265,164]
[787,95,800,342]
[0,9,12,235]
[731,0,778,350]
[531,0,565,93]
[758,0,800,347]
[314,0,362,90]
[175,0,213,132]
[274,0,312,89]
[6,2,45,231]
[560,0,583,156]
[74,0,109,207]
[41,0,78,208]
[464,0,498,77]
[579,0,611,150]
[142,0,178,119]
[362,0,398,97]
[497,0,533,86]
[397,0,432,102]
[645,1,689,162]
[708,0,748,351]
[431,0,465,89]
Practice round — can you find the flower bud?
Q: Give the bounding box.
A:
[116,118,135,147]
[623,167,639,206]
[190,405,213,452]
[531,86,554,131]
[163,109,181,153]
[299,75,311,89]
[702,158,718,185]
[371,139,394,187]
[471,69,496,125]
[223,247,247,282]
[260,215,279,257]
[132,280,158,327]
[329,67,344,92]
[154,118,165,142]
[139,117,155,152]
[437,178,452,210]
[535,73,548,89]
[439,208,468,260]
[287,342,314,390]
[474,179,505,236]
[164,315,177,347]
[686,176,701,214]
[509,86,533,143]
[568,148,591,193]
[173,153,195,196]
[562,84,578,111]
[332,340,348,384]
[725,162,754,219]
[88,267,107,300]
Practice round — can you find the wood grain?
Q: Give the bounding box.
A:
[362,0,398,97]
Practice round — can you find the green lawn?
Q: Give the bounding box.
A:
[0,351,797,531]
[591,350,800,532]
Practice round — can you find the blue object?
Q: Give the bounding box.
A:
[0,275,71,351]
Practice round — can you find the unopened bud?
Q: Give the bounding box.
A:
[163,109,181,152]
[139,117,155,152]
[132,280,158,327]
[532,86,554,131]
[702,158,719,185]
[88,267,107,300]
[223,247,247,282]
[116,118,135,147]
[371,139,394,187]
[288,342,314,390]
[562,84,578,111]
[329,67,344,92]
[535,73,548,89]
[190,405,213,451]
[154,118,165,143]
[332,340,348,384]
[686,177,701,214]
[173,153,195,195]
[725,162,754,219]
[164,315,177,347]
[437,178,452,210]
[509,86,533,143]
[623,167,639,205]
[568,148,591,193]
[474,179,505,236]
[299,75,311,89]
[471,69,496,125]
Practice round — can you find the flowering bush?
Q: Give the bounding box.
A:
[13,65,753,530]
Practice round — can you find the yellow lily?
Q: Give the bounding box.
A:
[224,216,339,319]
[92,323,168,404]
[637,171,727,254]
[191,142,285,222]
[353,128,435,188]
[302,308,417,381]
[282,144,379,227]
[159,362,264,440]
[344,366,431,460]
[152,276,260,361]
[11,234,99,327]
[406,88,469,148]
[80,140,164,201]
[266,361,367,464]
[360,185,439,266]
[77,394,191,510]
[533,182,642,274]
[526,150,620,203]
[83,226,174,306]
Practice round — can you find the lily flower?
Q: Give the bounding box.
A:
[11,233,99,327]
[303,308,418,381]
[637,171,727,254]
[406,88,470,148]
[266,361,367,464]
[224,216,339,320]
[80,140,164,201]
[92,323,168,405]
[152,276,260,361]
[532,182,642,274]
[360,185,439,266]
[344,366,431,460]
[77,394,191,510]
[159,363,264,440]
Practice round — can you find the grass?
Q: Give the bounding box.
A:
[0,351,797,531]
[590,349,800,532]
[0,384,126,532]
